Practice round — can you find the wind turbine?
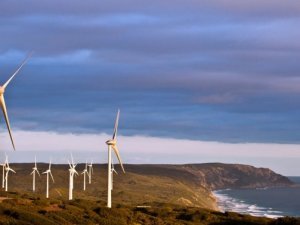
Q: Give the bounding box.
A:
[0,54,32,150]
[42,160,54,198]
[4,155,16,192]
[81,161,89,191]
[68,155,78,200]
[105,109,125,208]
[87,160,93,184]
[111,158,118,191]
[30,156,40,192]
[0,156,7,188]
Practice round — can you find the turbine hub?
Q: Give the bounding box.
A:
[106,139,116,145]
[0,87,4,94]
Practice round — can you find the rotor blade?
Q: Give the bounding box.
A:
[36,169,40,177]
[0,95,15,150]
[68,160,72,168]
[35,156,37,167]
[71,153,74,166]
[49,160,51,170]
[111,145,125,173]
[49,172,55,183]
[3,52,33,89]
[9,168,16,173]
[30,170,34,175]
[112,169,118,175]
[112,109,120,140]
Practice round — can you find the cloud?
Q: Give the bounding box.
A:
[0,1,299,143]
[1,130,300,175]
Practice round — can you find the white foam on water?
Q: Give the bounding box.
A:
[213,190,283,219]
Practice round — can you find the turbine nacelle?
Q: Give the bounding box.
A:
[0,87,5,95]
[106,139,116,146]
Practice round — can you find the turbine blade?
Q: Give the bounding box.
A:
[36,169,40,177]
[50,172,55,183]
[0,95,15,150]
[3,52,33,89]
[111,145,125,173]
[113,169,118,175]
[71,153,74,166]
[30,170,34,175]
[112,109,120,140]
[9,168,16,173]
[68,160,72,168]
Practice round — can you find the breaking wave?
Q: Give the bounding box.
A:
[213,190,283,218]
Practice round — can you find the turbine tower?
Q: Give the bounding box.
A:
[111,158,118,191]
[81,161,89,191]
[105,109,125,208]
[68,155,78,200]
[4,155,16,192]
[87,160,93,184]
[0,157,7,188]
[30,156,40,192]
[42,160,54,198]
[0,54,32,150]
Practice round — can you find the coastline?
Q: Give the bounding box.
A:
[212,186,300,218]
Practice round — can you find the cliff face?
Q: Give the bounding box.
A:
[126,163,293,191]
[180,163,293,190]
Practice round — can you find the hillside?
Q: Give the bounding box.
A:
[0,194,298,225]
[3,163,292,210]
[0,163,296,224]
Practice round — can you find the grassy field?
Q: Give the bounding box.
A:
[5,163,217,210]
[0,163,297,224]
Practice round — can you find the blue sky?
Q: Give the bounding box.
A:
[0,1,300,174]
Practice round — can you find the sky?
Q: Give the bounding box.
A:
[0,1,300,175]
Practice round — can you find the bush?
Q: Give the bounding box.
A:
[4,209,20,219]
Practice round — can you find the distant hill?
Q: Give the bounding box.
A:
[4,163,293,211]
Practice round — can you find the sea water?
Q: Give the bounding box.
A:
[213,177,300,218]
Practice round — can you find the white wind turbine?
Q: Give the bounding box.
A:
[81,161,89,191]
[4,155,16,192]
[0,157,7,188]
[87,160,93,184]
[30,156,40,192]
[105,109,125,208]
[111,158,118,191]
[42,160,54,198]
[0,54,32,150]
[68,155,78,200]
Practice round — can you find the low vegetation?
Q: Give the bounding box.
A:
[0,163,296,224]
[0,192,298,225]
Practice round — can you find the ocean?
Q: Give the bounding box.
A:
[213,177,300,218]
